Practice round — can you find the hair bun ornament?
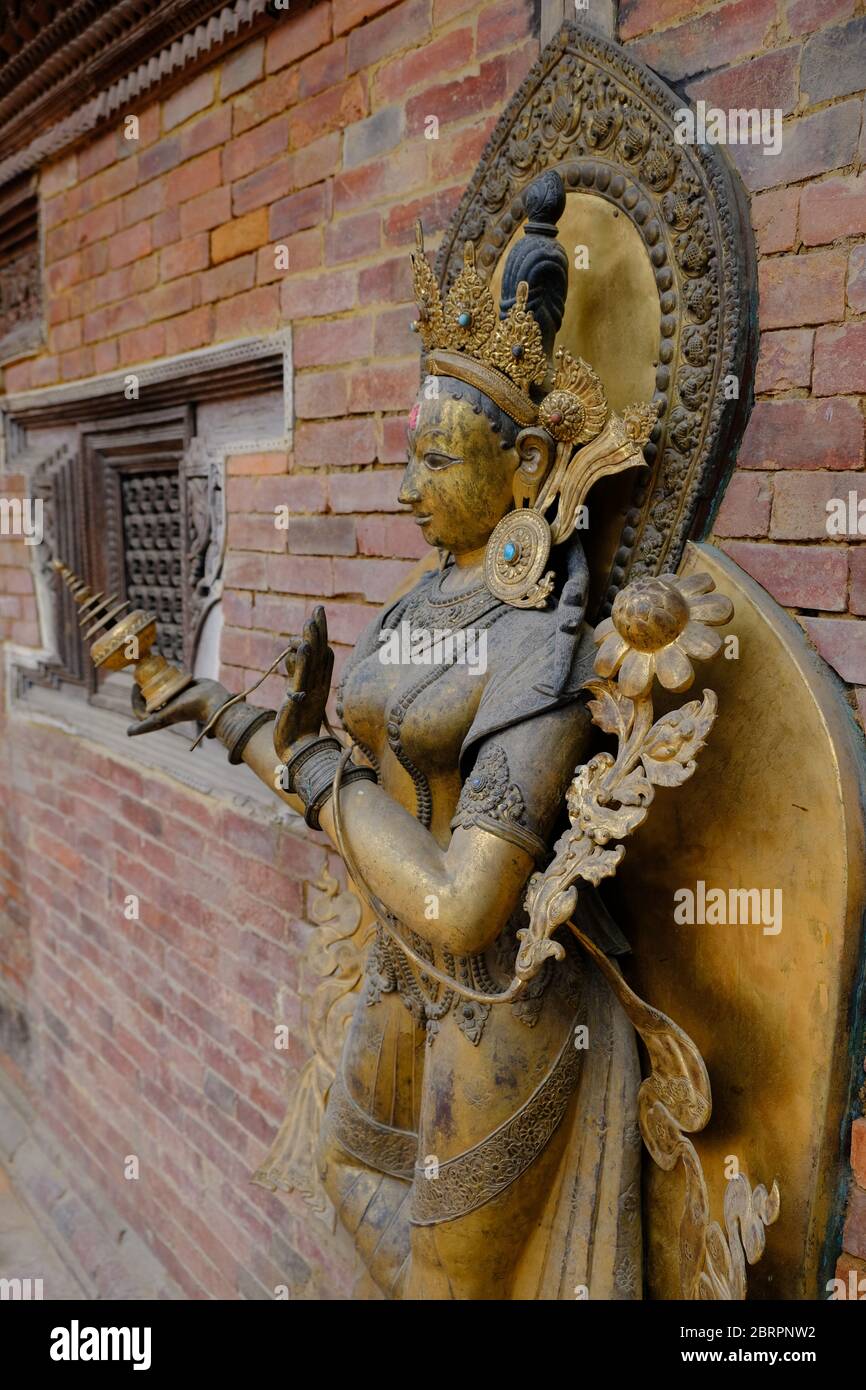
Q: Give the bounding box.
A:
[538,349,608,445]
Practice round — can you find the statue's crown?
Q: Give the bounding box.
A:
[410,222,608,445]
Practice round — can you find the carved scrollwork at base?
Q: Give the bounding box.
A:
[252,870,373,1229]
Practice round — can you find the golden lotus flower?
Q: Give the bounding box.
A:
[593,572,733,697]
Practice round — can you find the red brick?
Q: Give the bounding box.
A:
[226,474,326,513]
[165,149,222,206]
[266,4,332,73]
[60,347,94,380]
[297,38,348,100]
[214,285,280,338]
[333,556,413,601]
[759,251,847,330]
[619,0,695,39]
[799,617,866,683]
[152,207,181,248]
[288,77,366,149]
[120,178,166,229]
[686,46,799,116]
[381,413,413,462]
[287,132,342,191]
[406,57,508,135]
[231,159,292,217]
[295,369,349,419]
[751,188,798,256]
[163,307,214,356]
[771,471,866,539]
[221,40,264,99]
[287,516,357,555]
[93,340,119,374]
[755,329,813,393]
[627,0,776,80]
[198,254,256,304]
[814,323,866,396]
[163,72,215,131]
[294,419,378,467]
[30,355,61,387]
[267,554,335,596]
[211,208,268,265]
[738,399,863,472]
[223,116,288,184]
[800,173,866,247]
[142,279,195,322]
[852,1118,866,1187]
[161,234,209,282]
[335,0,401,34]
[731,101,862,195]
[384,184,462,246]
[848,547,866,616]
[358,255,413,305]
[294,314,374,367]
[430,115,497,183]
[720,541,847,611]
[179,106,233,162]
[847,244,866,313]
[786,0,854,34]
[118,323,165,366]
[180,186,232,238]
[226,452,289,476]
[41,152,78,198]
[270,183,332,241]
[83,298,146,344]
[477,0,532,55]
[226,513,286,553]
[356,515,426,558]
[334,146,420,214]
[107,220,151,270]
[76,202,118,248]
[138,136,183,184]
[280,269,357,318]
[713,472,773,539]
[375,26,473,105]
[256,229,321,283]
[324,210,381,265]
[232,69,298,136]
[78,129,119,180]
[348,361,418,413]
[372,306,414,359]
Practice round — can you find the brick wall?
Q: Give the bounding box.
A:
[0,0,864,1298]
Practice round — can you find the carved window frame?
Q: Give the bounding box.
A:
[6,330,291,706]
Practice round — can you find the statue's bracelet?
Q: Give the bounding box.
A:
[209,700,276,764]
[283,734,377,830]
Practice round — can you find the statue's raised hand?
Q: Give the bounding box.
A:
[274,606,334,762]
[127,678,229,737]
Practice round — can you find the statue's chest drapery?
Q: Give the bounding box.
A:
[337,583,504,810]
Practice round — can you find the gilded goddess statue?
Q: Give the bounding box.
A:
[107,170,779,1300]
[52,21,866,1304]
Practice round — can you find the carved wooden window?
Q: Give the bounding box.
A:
[83,409,193,680]
[0,175,41,363]
[11,332,286,702]
[28,406,226,701]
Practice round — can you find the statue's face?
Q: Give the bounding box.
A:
[399,389,518,555]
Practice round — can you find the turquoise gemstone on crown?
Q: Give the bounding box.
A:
[457,311,471,327]
[502,540,518,562]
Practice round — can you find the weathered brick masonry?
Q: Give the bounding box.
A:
[0,0,864,1296]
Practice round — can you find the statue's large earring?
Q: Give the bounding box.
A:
[483,429,555,610]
